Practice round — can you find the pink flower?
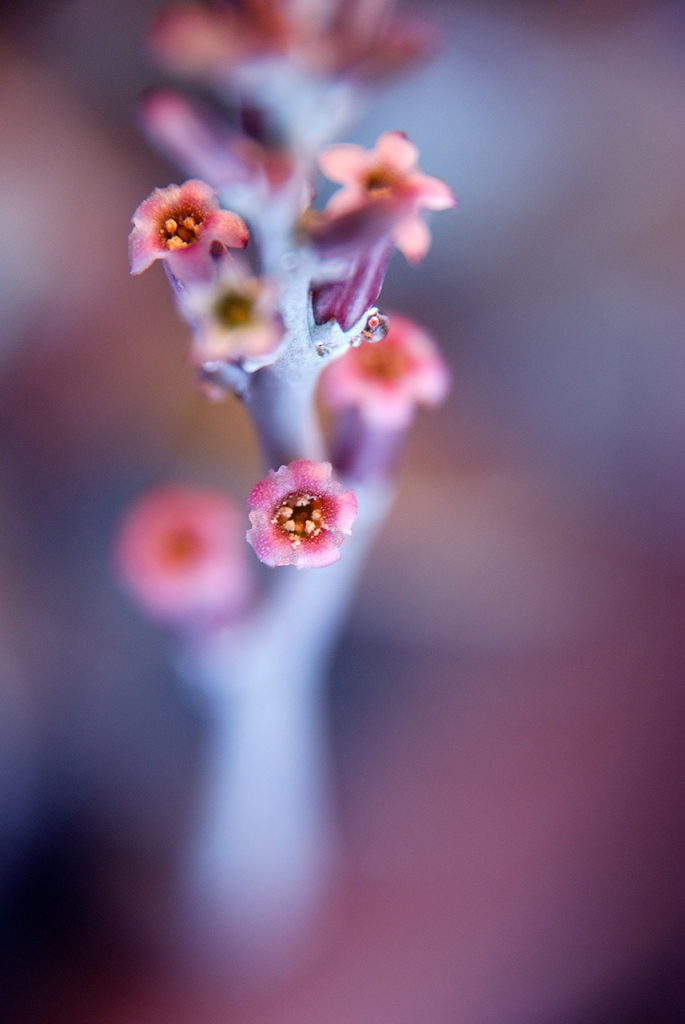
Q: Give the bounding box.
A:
[180,261,284,368]
[246,461,358,569]
[320,313,450,430]
[318,131,455,262]
[114,485,252,626]
[128,180,249,277]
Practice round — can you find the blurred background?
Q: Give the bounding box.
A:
[1,0,685,1020]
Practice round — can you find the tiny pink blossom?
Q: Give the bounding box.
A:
[128,179,249,277]
[320,313,450,430]
[318,131,455,262]
[114,485,252,626]
[246,461,358,569]
[180,261,285,368]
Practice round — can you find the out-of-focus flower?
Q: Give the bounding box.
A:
[318,131,455,262]
[150,2,289,78]
[150,1,434,85]
[308,133,454,330]
[321,313,450,429]
[128,180,249,278]
[114,485,252,626]
[246,460,358,569]
[181,261,285,367]
[139,91,298,200]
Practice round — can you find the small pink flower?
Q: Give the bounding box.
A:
[320,313,450,430]
[180,261,285,368]
[128,180,249,277]
[114,485,252,626]
[246,461,358,569]
[318,131,455,262]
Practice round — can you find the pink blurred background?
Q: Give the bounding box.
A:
[1,1,685,1021]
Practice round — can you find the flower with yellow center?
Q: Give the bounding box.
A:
[180,261,285,367]
[318,131,455,263]
[247,461,358,569]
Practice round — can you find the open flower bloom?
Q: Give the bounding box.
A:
[318,131,455,262]
[246,461,358,569]
[128,180,249,278]
[321,313,451,430]
[114,485,252,626]
[180,261,285,368]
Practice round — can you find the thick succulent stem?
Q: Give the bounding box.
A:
[180,478,393,970]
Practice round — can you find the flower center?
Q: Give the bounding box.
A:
[273,492,325,547]
[160,526,205,568]
[358,342,411,382]
[362,165,399,199]
[215,291,254,329]
[161,208,204,250]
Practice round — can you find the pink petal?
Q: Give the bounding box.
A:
[128,231,164,275]
[318,143,370,184]
[393,214,431,262]
[375,131,419,173]
[324,185,367,217]
[411,173,456,210]
[292,540,343,570]
[133,183,183,227]
[247,461,330,513]
[413,357,451,406]
[362,391,416,431]
[326,487,358,533]
[176,178,220,213]
[285,459,337,493]
[193,320,282,362]
[208,209,250,248]
[245,513,295,567]
[246,517,344,570]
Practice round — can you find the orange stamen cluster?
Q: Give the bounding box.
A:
[273,493,325,547]
[161,208,204,250]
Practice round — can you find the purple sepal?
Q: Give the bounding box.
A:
[330,408,405,482]
[308,197,407,330]
[312,234,394,331]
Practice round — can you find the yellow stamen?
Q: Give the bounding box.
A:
[160,207,205,250]
[215,291,254,330]
[272,492,326,547]
[362,165,399,199]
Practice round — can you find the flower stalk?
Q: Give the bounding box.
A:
[118,0,454,975]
